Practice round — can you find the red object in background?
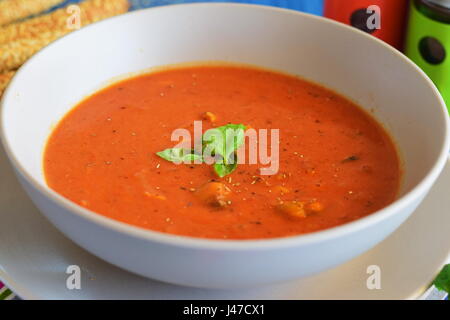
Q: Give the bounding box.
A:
[324,0,409,50]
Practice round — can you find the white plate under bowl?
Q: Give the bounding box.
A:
[0,143,449,299]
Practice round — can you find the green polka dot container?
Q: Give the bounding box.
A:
[405,0,450,111]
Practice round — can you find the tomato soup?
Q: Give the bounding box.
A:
[44,65,401,240]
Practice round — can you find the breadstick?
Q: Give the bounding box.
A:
[0,0,129,45]
[0,0,64,27]
[0,0,129,72]
[0,31,66,73]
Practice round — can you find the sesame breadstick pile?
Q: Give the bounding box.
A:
[0,0,129,95]
[0,0,130,45]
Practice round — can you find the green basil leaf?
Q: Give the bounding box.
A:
[157,123,246,177]
[213,152,239,177]
[156,148,203,163]
[434,264,450,293]
[203,124,246,164]
[214,162,237,178]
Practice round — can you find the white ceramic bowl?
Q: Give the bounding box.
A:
[1,4,449,289]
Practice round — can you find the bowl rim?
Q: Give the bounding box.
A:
[1,2,449,251]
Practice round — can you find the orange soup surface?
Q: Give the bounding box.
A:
[44,65,401,240]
